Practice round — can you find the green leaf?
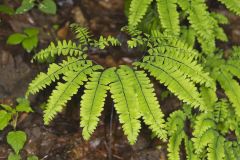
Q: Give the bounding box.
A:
[16,98,33,113]
[7,153,21,160]
[24,28,39,37]
[0,104,13,112]
[7,33,26,45]
[15,0,35,14]
[7,131,27,154]
[0,5,15,15]
[22,36,38,52]
[38,0,57,14]
[0,110,11,130]
[27,155,39,160]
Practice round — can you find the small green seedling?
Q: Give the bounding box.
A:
[7,28,39,53]
[16,0,57,15]
[0,98,38,160]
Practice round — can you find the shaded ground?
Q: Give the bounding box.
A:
[0,0,240,160]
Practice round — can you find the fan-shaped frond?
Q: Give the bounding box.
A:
[136,62,205,109]
[128,0,153,28]
[34,40,84,61]
[80,70,110,140]
[156,0,180,35]
[218,0,240,16]
[44,65,100,124]
[122,66,167,140]
[109,68,141,144]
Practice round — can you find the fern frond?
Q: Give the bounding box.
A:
[214,69,240,117]
[122,66,167,140]
[70,24,92,46]
[225,59,240,79]
[207,134,225,160]
[136,62,205,109]
[188,0,215,53]
[128,0,153,28]
[168,130,185,160]
[224,142,239,160]
[193,113,216,139]
[26,57,88,96]
[218,0,240,16]
[180,27,195,47]
[200,87,217,110]
[44,65,98,124]
[166,111,186,160]
[211,12,229,25]
[34,40,84,61]
[192,113,222,157]
[149,31,199,58]
[156,0,180,35]
[109,68,141,144]
[146,46,214,88]
[80,70,110,140]
[213,100,229,123]
[95,36,121,49]
[177,0,190,11]
[184,137,199,160]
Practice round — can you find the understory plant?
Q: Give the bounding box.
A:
[0,98,38,160]
[25,0,240,159]
[7,28,39,53]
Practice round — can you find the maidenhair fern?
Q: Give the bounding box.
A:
[26,25,213,145]
[126,0,240,53]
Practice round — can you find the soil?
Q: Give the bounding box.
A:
[0,0,240,160]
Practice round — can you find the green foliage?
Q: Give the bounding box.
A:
[16,0,56,14]
[218,0,240,15]
[7,131,27,154]
[126,0,232,54]
[0,98,33,131]
[0,99,38,160]
[7,28,39,52]
[27,25,213,145]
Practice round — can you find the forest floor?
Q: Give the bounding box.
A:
[0,0,240,160]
